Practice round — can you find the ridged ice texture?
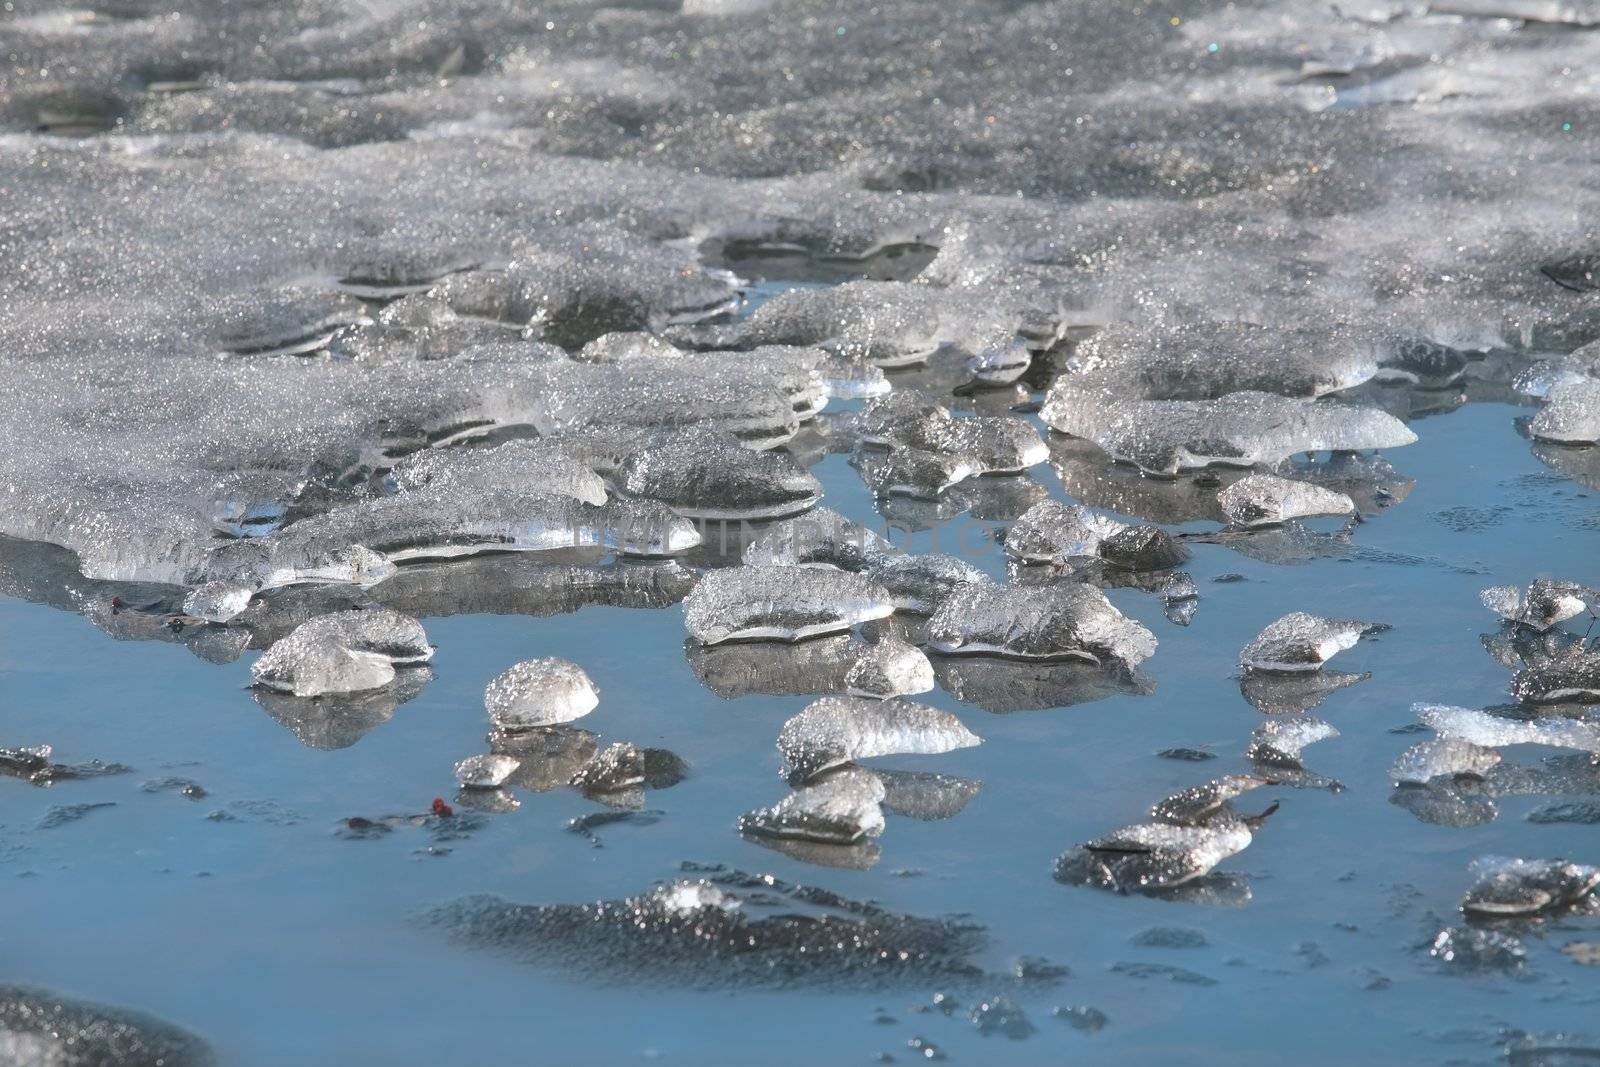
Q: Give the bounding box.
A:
[0,985,216,1067]
[1460,856,1600,917]
[777,696,981,783]
[1530,380,1600,444]
[250,608,431,697]
[1217,474,1357,528]
[1480,579,1591,631]
[741,507,900,571]
[484,658,599,729]
[846,636,936,698]
[926,582,1158,665]
[1391,739,1502,786]
[1416,703,1600,753]
[682,566,895,646]
[455,754,521,789]
[1064,321,1381,401]
[617,428,821,520]
[1040,388,1418,477]
[739,767,888,845]
[1238,612,1380,672]
[1246,715,1339,766]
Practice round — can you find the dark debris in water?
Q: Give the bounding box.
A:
[421,868,987,991]
[37,802,116,830]
[1108,962,1218,986]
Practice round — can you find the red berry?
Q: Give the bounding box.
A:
[431,798,453,817]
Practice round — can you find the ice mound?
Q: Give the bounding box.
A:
[741,507,899,571]
[1416,703,1600,752]
[617,427,821,521]
[1460,856,1600,917]
[852,446,977,500]
[1239,612,1385,673]
[423,873,986,990]
[1151,776,1275,829]
[846,635,936,698]
[1512,651,1600,704]
[455,754,521,790]
[1063,321,1382,401]
[1481,578,1593,632]
[926,583,1158,665]
[861,553,991,615]
[1247,716,1340,767]
[250,608,431,697]
[682,566,895,645]
[776,696,981,783]
[1040,388,1418,477]
[1218,474,1357,528]
[0,985,216,1067]
[999,500,1189,573]
[1055,820,1261,894]
[484,658,599,729]
[739,766,888,845]
[1530,381,1600,444]
[1391,739,1502,786]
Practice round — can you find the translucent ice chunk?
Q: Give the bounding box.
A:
[1512,651,1600,704]
[617,427,821,521]
[682,566,895,645]
[388,439,609,507]
[455,754,521,789]
[777,696,981,782]
[741,507,900,571]
[250,608,431,697]
[1479,578,1591,632]
[1530,380,1600,444]
[1461,856,1600,917]
[1002,501,1129,565]
[1416,703,1600,752]
[1040,388,1417,477]
[1247,716,1339,767]
[861,553,991,615]
[1239,612,1384,673]
[1151,775,1274,828]
[926,582,1157,665]
[1217,474,1357,528]
[1391,739,1501,786]
[739,766,888,845]
[182,580,254,623]
[1058,820,1256,892]
[853,446,977,499]
[846,635,936,698]
[1063,321,1381,401]
[0,985,215,1067]
[484,658,599,729]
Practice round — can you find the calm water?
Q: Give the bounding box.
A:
[2,388,1597,1063]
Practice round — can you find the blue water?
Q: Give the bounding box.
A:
[2,398,1597,1064]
